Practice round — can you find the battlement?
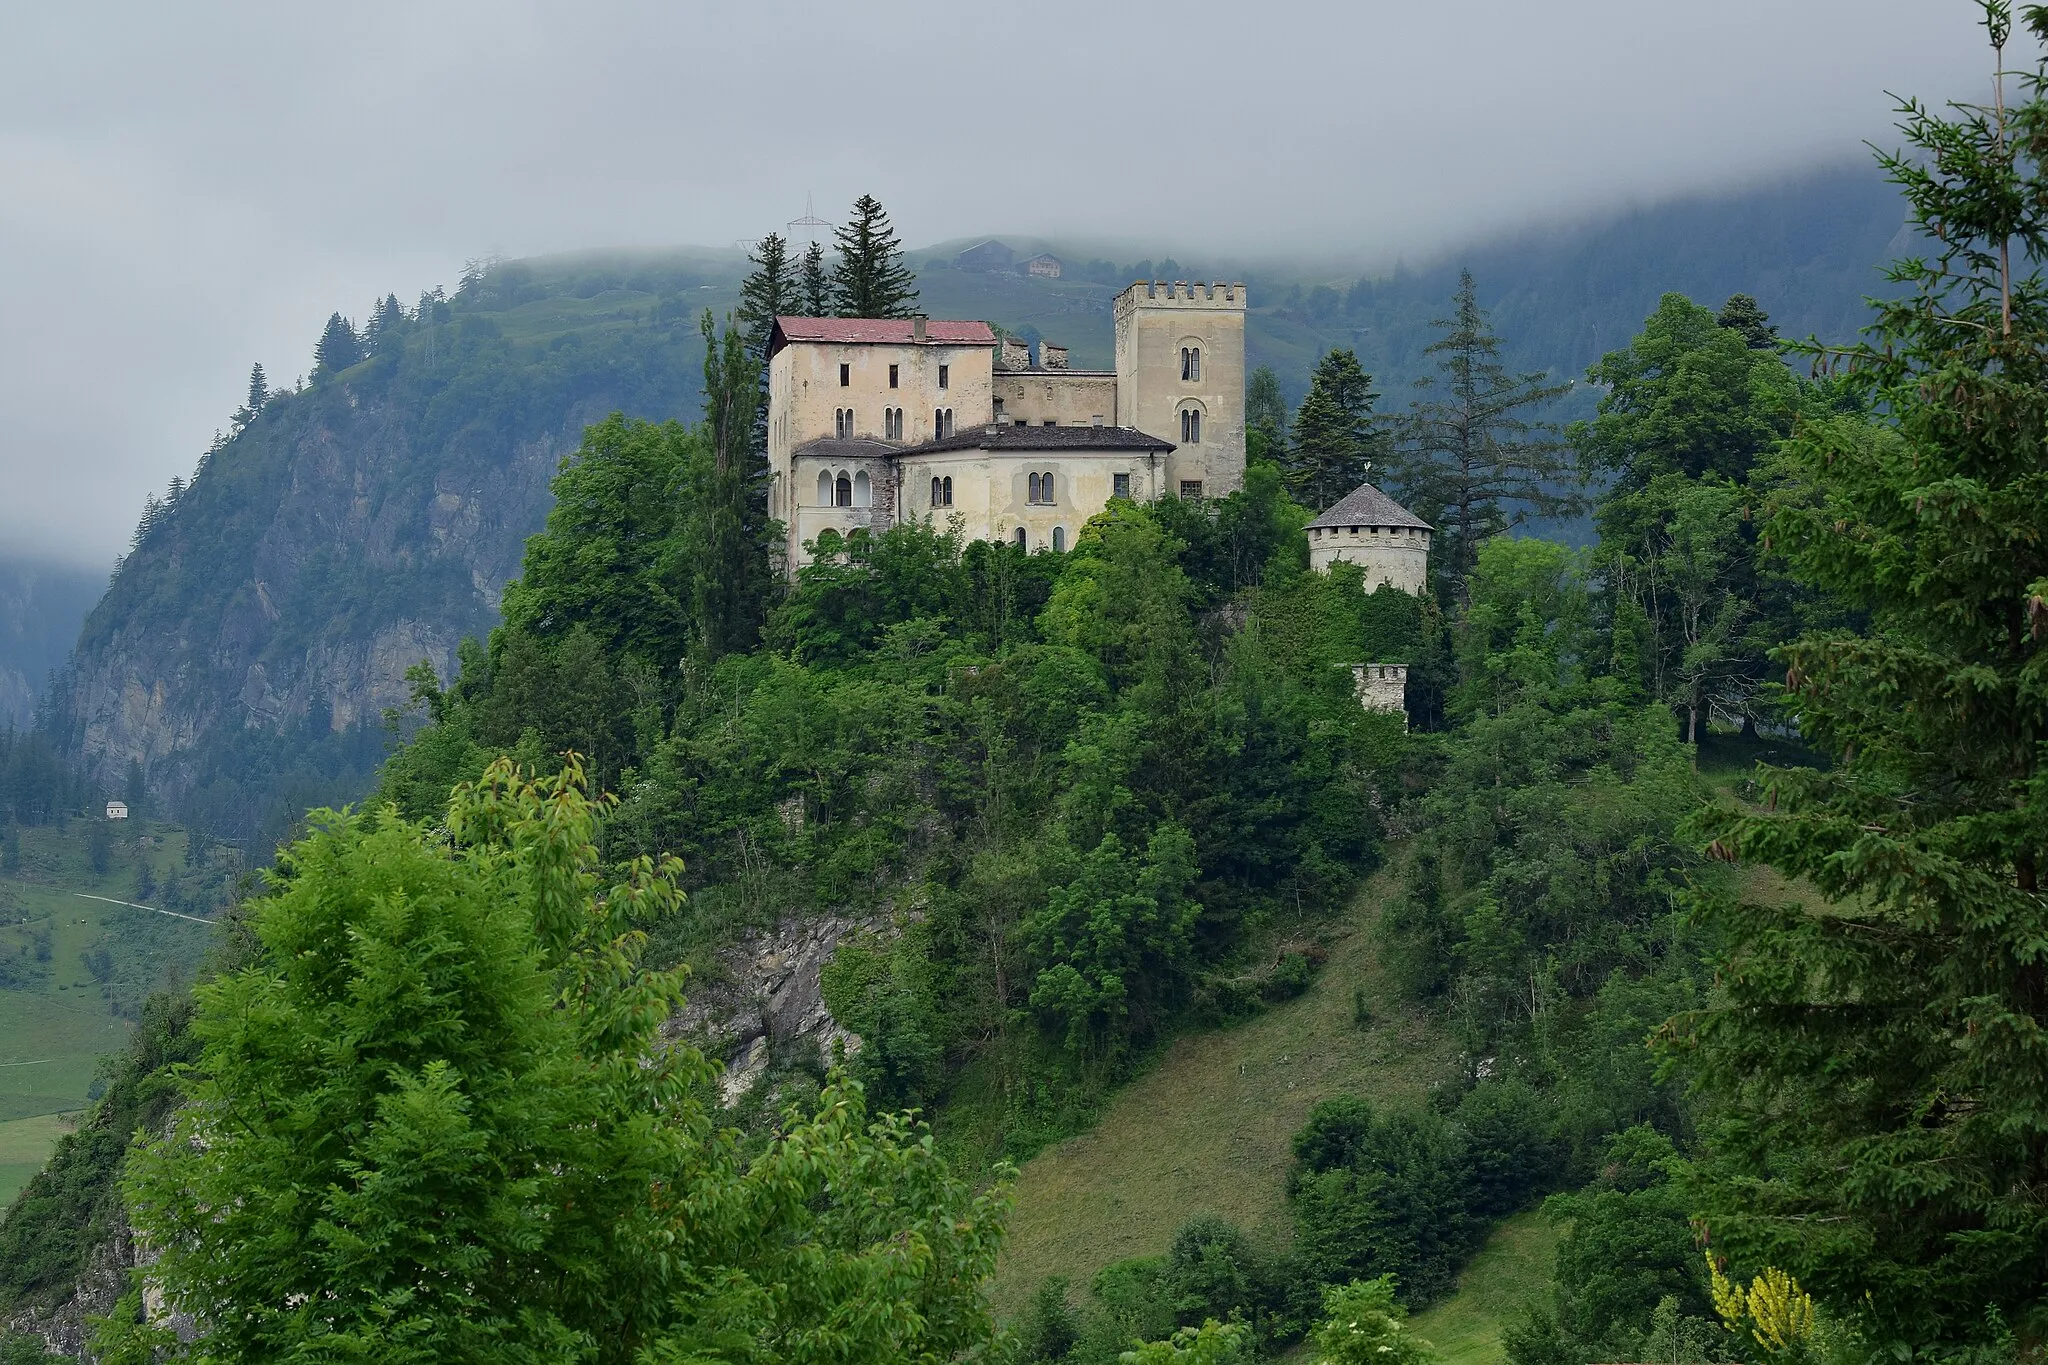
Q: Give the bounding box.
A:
[1114,280,1247,319]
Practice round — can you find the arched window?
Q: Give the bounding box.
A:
[931,475,943,506]
[1027,472,1041,503]
[943,408,955,437]
[1052,526,1066,552]
[934,407,943,436]
[884,407,902,440]
[835,472,852,507]
[1180,408,1202,443]
[1181,346,1201,382]
[941,476,953,506]
[1013,526,1027,549]
[1041,470,1055,503]
[853,470,872,507]
[817,470,833,506]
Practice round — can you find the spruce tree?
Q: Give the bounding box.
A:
[738,232,798,355]
[1285,349,1379,513]
[245,363,268,413]
[1681,8,2048,1351]
[800,241,830,317]
[830,194,919,318]
[313,313,362,376]
[1393,271,1573,600]
[1245,365,1288,460]
[1715,292,1779,348]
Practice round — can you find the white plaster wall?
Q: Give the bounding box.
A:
[1309,526,1431,594]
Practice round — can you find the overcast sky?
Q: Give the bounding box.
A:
[0,0,1992,567]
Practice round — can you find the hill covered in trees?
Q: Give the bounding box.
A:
[45,163,1905,855]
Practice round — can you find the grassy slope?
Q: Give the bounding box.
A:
[1408,1211,1560,1365]
[993,865,1459,1315]
[0,820,217,1197]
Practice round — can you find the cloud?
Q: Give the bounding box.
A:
[0,0,1991,564]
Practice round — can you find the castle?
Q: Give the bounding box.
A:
[765,280,1247,567]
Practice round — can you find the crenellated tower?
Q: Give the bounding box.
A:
[1113,281,1246,499]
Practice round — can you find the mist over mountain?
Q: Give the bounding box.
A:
[0,560,103,731]
[45,163,1906,849]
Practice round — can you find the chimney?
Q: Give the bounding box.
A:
[996,336,1030,371]
[1091,413,1104,426]
[912,316,927,341]
[1040,342,1068,370]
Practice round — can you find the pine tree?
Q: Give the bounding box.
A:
[1285,349,1380,513]
[245,363,268,413]
[1681,8,2048,1351]
[313,313,363,376]
[738,232,798,355]
[1715,292,1779,348]
[800,241,830,316]
[1393,271,1573,600]
[830,194,919,318]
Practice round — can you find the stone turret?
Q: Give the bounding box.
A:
[1307,482,1432,594]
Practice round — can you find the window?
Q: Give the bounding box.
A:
[993,398,1005,421]
[1052,526,1066,552]
[1180,479,1204,500]
[931,475,942,506]
[817,470,833,506]
[1028,471,1055,505]
[853,470,871,507]
[1044,419,1058,426]
[938,364,949,389]
[943,475,952,505]
[839,363,850,387]
[1113,472,1132,499]
[888,363,899,389]
[1014,526,1027,549]
[884,407,902,440]
[835,472,853,507]
[1180,408,1201,443]
[930,474,953,508]
[1181,346,1201,382]
[1042,470,1055,502]
[934,407,953,437]
[1027,472,1040,503]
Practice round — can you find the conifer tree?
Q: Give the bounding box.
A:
[245,363,268,414]
[831,194,919,318]
[1285,349,1380,513]
[800,240,830,317]
[1715,292,1779,349]
[690,311,768,657]
[1393,271,1573,601]
[1245,365,1288,460]
[1681,8,2048,1351]
[738,232,798,355]
[313,313,362,376]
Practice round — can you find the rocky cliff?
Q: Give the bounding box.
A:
[55,253,740,842]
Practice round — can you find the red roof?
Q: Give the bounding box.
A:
[770,317,998,349]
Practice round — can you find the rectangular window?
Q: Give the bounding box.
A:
[889,364,899,389]
[1180,480,1204,500]
[1113,472,1132,499]
[839,363,850,387]
[938,364,949,389]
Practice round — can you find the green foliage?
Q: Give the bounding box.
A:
[107,759,1008,1365]
[1246,365,1289,458]
[313,311,363,375]
[1393,271,1574,600]
[1570,292,1793,492]
[831,194,919,319]
[1503,1128,1712,1365]
[737,233,797,355]
[800,240,830,316]
[1286,349,1381,512]
[1310,1276,1439,1365]
[1119,1319,1254,1364]
[1675,9,2048,1352]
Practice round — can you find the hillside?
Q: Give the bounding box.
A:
[0,817,225,1203]
[53,165,1905,847]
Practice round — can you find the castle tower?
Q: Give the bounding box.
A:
[1113,281,1246,499]
[1307,481,1432,594]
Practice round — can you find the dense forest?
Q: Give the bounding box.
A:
[5,12,2047,1364]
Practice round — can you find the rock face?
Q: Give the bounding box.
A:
[665,914,869,1103]
[48,267,718,839]
[7,1213,134,1359]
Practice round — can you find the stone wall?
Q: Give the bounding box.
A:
[1352,663,1409,727]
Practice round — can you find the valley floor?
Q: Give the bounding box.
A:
[992,864,1459,1315]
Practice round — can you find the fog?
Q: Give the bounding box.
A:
[0,0,1990,565]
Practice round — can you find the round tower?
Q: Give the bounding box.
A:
[1307,482,1431,593]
